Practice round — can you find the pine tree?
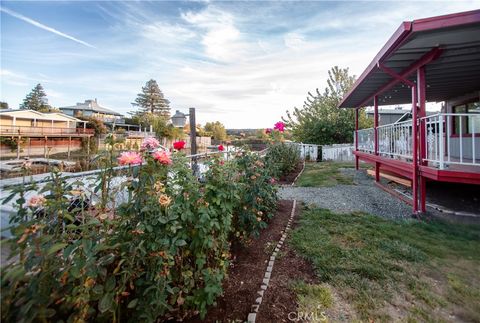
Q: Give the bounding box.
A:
[20,84,51,111]
[134,79,171,116]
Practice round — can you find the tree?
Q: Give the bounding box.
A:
[20,84,51,111]
[0,102,9,109]
[134,79,170,116]
[282,66,372,145]
[204,121,227,140]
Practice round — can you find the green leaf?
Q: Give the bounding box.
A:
[105,276,116,292]
[176,239,187,247]
[47,243,68,256]
[98,293,114,313]
[127,299,138,309]
[92,284,104,295]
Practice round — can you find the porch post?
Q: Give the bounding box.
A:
[355,108,359,170]
[417,67,427,212]
[374,96,380,182]
[411,84,419,213]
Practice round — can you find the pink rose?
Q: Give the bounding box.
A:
[141,137,160,150]
[27,195,46,208]
[273,122,285,132]
[118,151,143,166]
[152,150,172,165]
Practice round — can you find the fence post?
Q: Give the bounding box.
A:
[438,114,444,170]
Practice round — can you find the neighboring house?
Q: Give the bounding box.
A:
[59,99,124,124]
[338,9,480,213]
[366,107,437,126]
[59,99,148,135]
[0,109,93,158]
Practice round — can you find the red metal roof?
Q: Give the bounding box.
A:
[338,9,480,108]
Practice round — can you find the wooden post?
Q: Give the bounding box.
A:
[417,66,427,213]
[374,96,380,182]
[17,135,21,159]
[44,136,48,158]
[87,136,90,157]
[355,108,359,170]
[411,84,419,214]
[68,136,72,159]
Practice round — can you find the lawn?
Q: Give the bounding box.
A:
[290,208,480,322]
[295,161,359,187]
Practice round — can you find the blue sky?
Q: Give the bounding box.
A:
[1,1,479,128]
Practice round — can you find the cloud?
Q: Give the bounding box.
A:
[181,6,251,62]
[2,1,480,128]
[0,6,96,49]
[284,33,306,50]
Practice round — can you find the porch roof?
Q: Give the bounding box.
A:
[338,9,480,109]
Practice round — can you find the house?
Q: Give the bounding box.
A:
[366,107,437,126]
[59,99,147,135]
[0,109,93,158]
[338,9,480,213]
[59,99,124,124]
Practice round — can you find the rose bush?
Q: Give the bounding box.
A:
[263,121,302,178]
[1,138,278,322]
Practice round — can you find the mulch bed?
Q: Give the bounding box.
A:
[185,200,295,323]
[277,162,304,185]
[256,204,318,322]
[186,167,313,323]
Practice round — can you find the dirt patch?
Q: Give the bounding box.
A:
[256,205,357,323]
[185,200,294,323]
[255,208,316,322]
[277,162,304,185]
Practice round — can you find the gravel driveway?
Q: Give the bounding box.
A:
[279,168,413,219]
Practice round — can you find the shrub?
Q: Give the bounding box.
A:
[265,142,301,178]
[1,144,278,322]
[232,151,278,240]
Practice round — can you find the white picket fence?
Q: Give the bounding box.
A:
[288,143,319,161]
[322,144,355,162]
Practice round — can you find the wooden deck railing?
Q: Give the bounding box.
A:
[0,126,94,136]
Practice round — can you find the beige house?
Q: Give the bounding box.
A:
[0,109,93,158]
[0,109,89,135]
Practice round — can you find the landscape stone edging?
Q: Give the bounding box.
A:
[247,199,297,323]
[291,160,306,187]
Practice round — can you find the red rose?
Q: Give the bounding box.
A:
[173,141,186,150]
[218,145,225,151]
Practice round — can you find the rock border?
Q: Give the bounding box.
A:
[247,199,297,323]
[291,160,306,187]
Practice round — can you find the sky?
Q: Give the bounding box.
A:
[1,1,479,128]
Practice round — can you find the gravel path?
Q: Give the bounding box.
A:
[279,168,413,219]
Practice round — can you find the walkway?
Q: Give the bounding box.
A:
[279,168,413,219]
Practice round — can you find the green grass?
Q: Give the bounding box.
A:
[295,161,358,187]
[290,208,480,322]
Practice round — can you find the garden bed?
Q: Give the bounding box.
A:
[277,161,304,185]
[186,200,295,322]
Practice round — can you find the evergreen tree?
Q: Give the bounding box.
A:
[282,66,373,145]
[134,79,171,116]
[0,102,9,109]
[20,84,51,111]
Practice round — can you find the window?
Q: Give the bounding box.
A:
[453,100,480,135]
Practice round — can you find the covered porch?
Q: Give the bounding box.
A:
[338,10,480,213]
